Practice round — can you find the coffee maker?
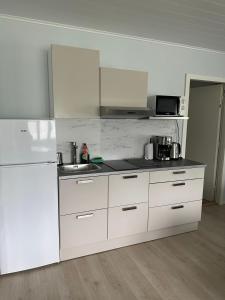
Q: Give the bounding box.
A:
[152,136,172,161]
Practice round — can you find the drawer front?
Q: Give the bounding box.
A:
[148,200,202,231]
[150,168,205,183]
[60,209,107,249]
[109,172,149,207]
[108,203,148,239]
[149,179,204,207]
[59,176,108,215]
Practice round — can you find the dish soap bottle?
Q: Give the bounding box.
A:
[80,143,90,164]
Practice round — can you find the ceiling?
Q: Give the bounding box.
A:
[1,0,225,52]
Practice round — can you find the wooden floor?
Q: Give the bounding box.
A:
[1,204,225,300]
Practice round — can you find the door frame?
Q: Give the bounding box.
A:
[182,74,225,204]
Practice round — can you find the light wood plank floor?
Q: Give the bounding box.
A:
[1,205,225,300]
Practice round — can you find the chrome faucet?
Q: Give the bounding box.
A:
[70,142,78,164]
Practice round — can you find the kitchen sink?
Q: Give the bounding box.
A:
[59,163,101,173]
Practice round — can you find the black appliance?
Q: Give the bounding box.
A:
[149,95,185,116]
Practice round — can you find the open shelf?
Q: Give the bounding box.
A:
[149,116,189,120]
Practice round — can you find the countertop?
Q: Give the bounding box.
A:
[58,158,206,179]
[125,158,206,170]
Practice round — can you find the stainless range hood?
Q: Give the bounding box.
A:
[100,106,150,119]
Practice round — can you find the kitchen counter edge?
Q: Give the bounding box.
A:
[58,160,206,179]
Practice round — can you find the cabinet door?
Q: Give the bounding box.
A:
[109,172,149,207]
[100,67,148,107]
[150,168,205,183]
[108,203,148,239]
[149,179,203,207]
[148,200,202,231]
[59,176,108,215]
[50,45,100,118]
[0,164,59,274]
[60,209,107,249]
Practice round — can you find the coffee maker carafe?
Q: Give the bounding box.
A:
[152,136,172,161]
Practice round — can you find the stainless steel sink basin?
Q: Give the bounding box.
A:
[59,163,101,173]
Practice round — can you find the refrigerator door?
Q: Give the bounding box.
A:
[0,120,56,165]
[0,163,59,274]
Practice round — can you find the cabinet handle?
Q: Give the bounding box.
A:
[173,171,186,174]
[123,175,138,179]
[127,111,136,114]
[171,205,184,210]
[122,206,137,211]
[76,179,94,184]
[76,213,94,219]
[172,182,186,187]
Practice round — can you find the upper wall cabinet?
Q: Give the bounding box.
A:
[49,45,100,118]
[100,67,148,107]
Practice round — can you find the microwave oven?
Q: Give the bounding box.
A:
[149,95,185,117]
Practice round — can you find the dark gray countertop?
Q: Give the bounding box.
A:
[125,158,206,170]
[58,158,206,179]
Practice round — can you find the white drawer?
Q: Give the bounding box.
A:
[108,203,148,239]
[149,179,204,207]
[60,209,107,249]
[148,200,202,231]
[150,167,205,183]
[59,176,108,215]
[109,172,149,207]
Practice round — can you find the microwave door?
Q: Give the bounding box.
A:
[156,96,179,116]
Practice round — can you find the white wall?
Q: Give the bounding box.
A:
[217,94,225,205]
[1,15,225,172]
[1,16,225,119]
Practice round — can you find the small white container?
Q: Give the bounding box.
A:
[144,142,153,160]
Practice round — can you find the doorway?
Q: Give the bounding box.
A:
[183,75,225,205]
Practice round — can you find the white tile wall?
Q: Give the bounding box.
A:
[56,119,178,163]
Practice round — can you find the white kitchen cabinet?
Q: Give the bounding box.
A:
[50,45,100,118]
[149,179,204,207]
[148,200,202,231]
[109,172,149,207]
[58,166,205,262]
[108,203,148,239]
[60,209,107,248]
[150,167,204,183]
[148,167,205,234]
[59,175,108,260]
[59,176,108,215]
[100,67,148,107]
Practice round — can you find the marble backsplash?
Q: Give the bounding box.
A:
[56,118,178,163]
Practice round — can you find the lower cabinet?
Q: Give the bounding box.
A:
[109,172,149,207]
[149,179,204,207]
[59,167,205,261]
[108,203,148,239]
[148,200,202,231]
[60,209,107,248]
[60,176,108,215]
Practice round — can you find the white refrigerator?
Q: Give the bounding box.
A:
[0,120,59,275]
